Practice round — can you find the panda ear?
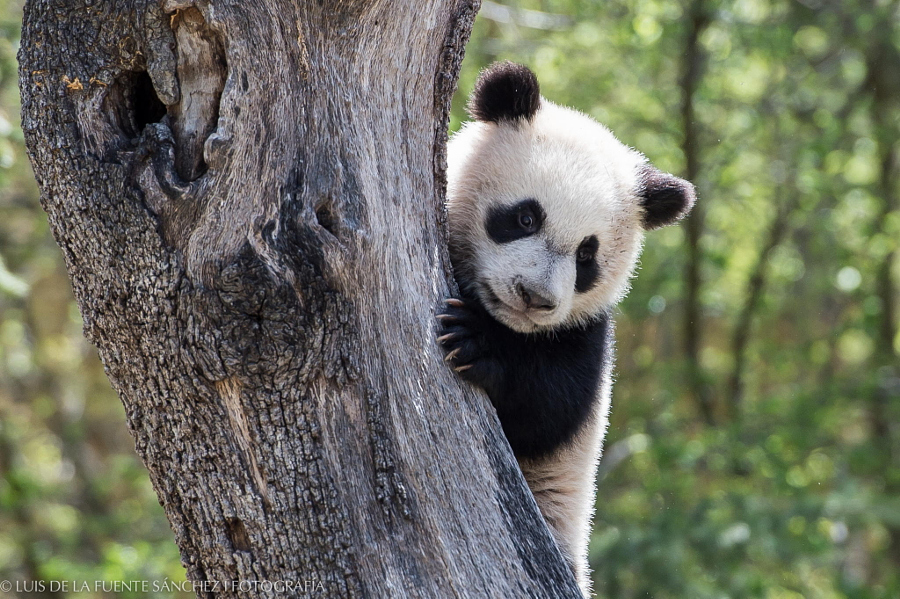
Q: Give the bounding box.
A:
[638,165,696,230]
[468,61,541,124]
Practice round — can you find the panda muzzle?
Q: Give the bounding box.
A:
[515,282,557,312]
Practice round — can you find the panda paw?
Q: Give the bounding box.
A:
[437,297,502,392]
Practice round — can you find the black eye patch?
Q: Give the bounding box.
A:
[485,198,545,244]
[575,235,600,293]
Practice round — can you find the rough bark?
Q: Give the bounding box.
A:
[19,1,582,597]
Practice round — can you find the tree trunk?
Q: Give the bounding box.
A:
[19,1,581,596]
[867,23,900,569]
[679,0,714,426]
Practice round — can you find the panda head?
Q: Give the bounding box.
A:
[446,62,695,334]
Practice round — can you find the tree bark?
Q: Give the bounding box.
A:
[19,1,582,597]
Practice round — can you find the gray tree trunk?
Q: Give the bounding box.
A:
[19,0,582,597]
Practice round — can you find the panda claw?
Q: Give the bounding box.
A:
[445,298,466,308]
[454,364,473,373]
[436,313,458,322]
[437,332,456,344]
[444,347,461,362]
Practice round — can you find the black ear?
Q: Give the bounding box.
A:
[638,166,696,230]
[468,61,541,124]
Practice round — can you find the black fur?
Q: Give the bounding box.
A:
[574,235,600,293]
[485,198,545,244]
[468,61,541,124]
[439,297,609,459]
[638,165,696,230]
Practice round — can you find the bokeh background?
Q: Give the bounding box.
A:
[1,0,899,597]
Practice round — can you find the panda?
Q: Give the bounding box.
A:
[438,62,695,595]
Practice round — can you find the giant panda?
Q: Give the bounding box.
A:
[438,62,695,595]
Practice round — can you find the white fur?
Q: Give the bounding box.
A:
[518,362,613,594]
[446,98,652,597]
[447,99,648,334]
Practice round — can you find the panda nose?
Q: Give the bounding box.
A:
[515,283,557,311]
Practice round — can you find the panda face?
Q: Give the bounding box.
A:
[447,102,646,332]
[446,62,694,334]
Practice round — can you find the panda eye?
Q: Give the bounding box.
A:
[577,247,593,263]
[575,235,601,293]
[485,199,545,244]
[518,213,535,230]
[576,236,599,265]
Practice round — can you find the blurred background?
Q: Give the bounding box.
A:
[1,0,898,597]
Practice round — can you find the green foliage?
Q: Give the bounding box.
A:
[456,0,900,596]
[1,0,897,597]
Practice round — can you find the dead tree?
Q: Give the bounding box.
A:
[19,1,581,596]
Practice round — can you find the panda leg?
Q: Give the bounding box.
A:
[518,390,611,597]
